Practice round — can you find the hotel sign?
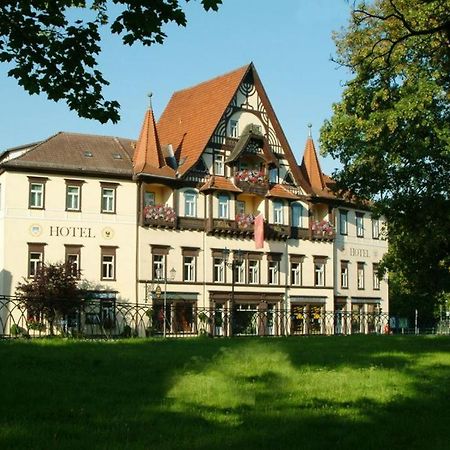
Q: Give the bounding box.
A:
[349,248,369,257]
[50,225,95,238]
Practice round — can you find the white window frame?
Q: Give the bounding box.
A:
[234,261,245,284]
[357,263,365,289]
[373,264,380,290]
[183,256,195,282]
[184,190,197,217]
[67,253,80,277]
[29,252,43,278]
[214,154,225,176]
[356,213,365,238]
[213,258,225,283]
[101,188,115,213]
[102,255,115,280]
[66,185,80,211]
[314,262,325,287]
[229,119,239,138]
[153,255,165,280]
[341,263,349,289]
[372,217,380,239]
[30,183,44,209]
[268,261,279,285]
[248,260,259,284]
[291,262,302,286]
[218,194,229,219]
[273,200,284,224]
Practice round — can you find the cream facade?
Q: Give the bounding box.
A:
[0,64,388,336]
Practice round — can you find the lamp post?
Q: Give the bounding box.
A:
[156,266,176,338]
[222,248,243,336]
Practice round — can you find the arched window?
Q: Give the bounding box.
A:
[273,200,284,224]
[218,193,229,219]
[184,190,197,217]
[291,203,304,228]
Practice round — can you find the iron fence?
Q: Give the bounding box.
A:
[0,295,396,339]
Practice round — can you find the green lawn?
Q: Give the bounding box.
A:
[0,336,449,450]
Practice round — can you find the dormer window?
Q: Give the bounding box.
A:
[84,150,93,157]
[214,154,224,176]
[112,153,122,160]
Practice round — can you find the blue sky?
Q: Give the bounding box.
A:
[0,0,352,175]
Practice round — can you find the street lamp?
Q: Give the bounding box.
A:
[222,248,243,336]
[156,266,176,338]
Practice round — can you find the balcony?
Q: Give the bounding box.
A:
[143,204,177,229]
[265,223,291,240]
[311,220,335,241]
[207,214,255,237]
[234,169,269,196]
[290,227,310,240]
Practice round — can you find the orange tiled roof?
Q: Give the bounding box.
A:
[266,184,300,200]
[157,64,251,176]
[301,136,325,194]
[199,176,242,193]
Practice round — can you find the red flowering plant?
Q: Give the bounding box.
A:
[236,213,255,228]
[311,220,335,236]
[234,169,266,185]
[143,204,176,223]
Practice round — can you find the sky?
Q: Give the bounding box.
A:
[0,0,352,175]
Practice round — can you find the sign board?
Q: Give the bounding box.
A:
[155,285,162,299]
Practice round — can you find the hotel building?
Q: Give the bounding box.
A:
[0,64,388,336]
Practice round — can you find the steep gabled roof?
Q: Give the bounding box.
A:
[301,135,326,194]
[157,64,251,176]
[2,132,135,177]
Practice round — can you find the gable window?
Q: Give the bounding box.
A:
[291,203,304,228]
[218,193,229,219]
[356,212,365,237]
[339,210,348,235]
[229,119,239,138]
[372,217,380,239]
[357,262,365,289]
[214,154,225,176]
[273,200,284,224]
[184,190,197,217]
[101,246,117,281]
[101,183,118,214]
[373,263,380,290]
[65,245,82,278]
[314,257,326,287]
[28,243,45,278]
[341,261,349,289]
[28,177,47,209]
[182,248,199,283]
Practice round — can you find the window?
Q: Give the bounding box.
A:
[341,261,349,289]
[153,255,164,280]
[184,190,197,217]
[357,262,365,289]
[373,263,380,290]
[101,246,117,280]
[101,183,117,213]
[182,248,199,282]
[314,258,326,287]
[372,217,380,239]
[183,256,195,282]
[144,192,155,206]
[248,260,259,284]
[339,210,348,235]
[236,200,246,215]
[291,203,304,228]
[268,168,277,183]
[268,261,279,285]
[213,257,225,283]
[273,200,284,224]
[218,194,229,219]
[214,154,224,176]
[66,186,80,211]
[229,119,239,138]
[291,262,302,285]
[65,245,81,278]
[356,212,365,237]
[28,243,45,278]
[28,177,47,209]
[234,260,245,284]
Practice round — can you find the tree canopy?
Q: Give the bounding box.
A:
[0,0,222,123]
[321,0,450,312]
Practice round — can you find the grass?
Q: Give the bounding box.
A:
[0,336,449,450]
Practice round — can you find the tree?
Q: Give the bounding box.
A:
[16,262,84,335]
[321,0,450,313]
[0,0,222,123]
